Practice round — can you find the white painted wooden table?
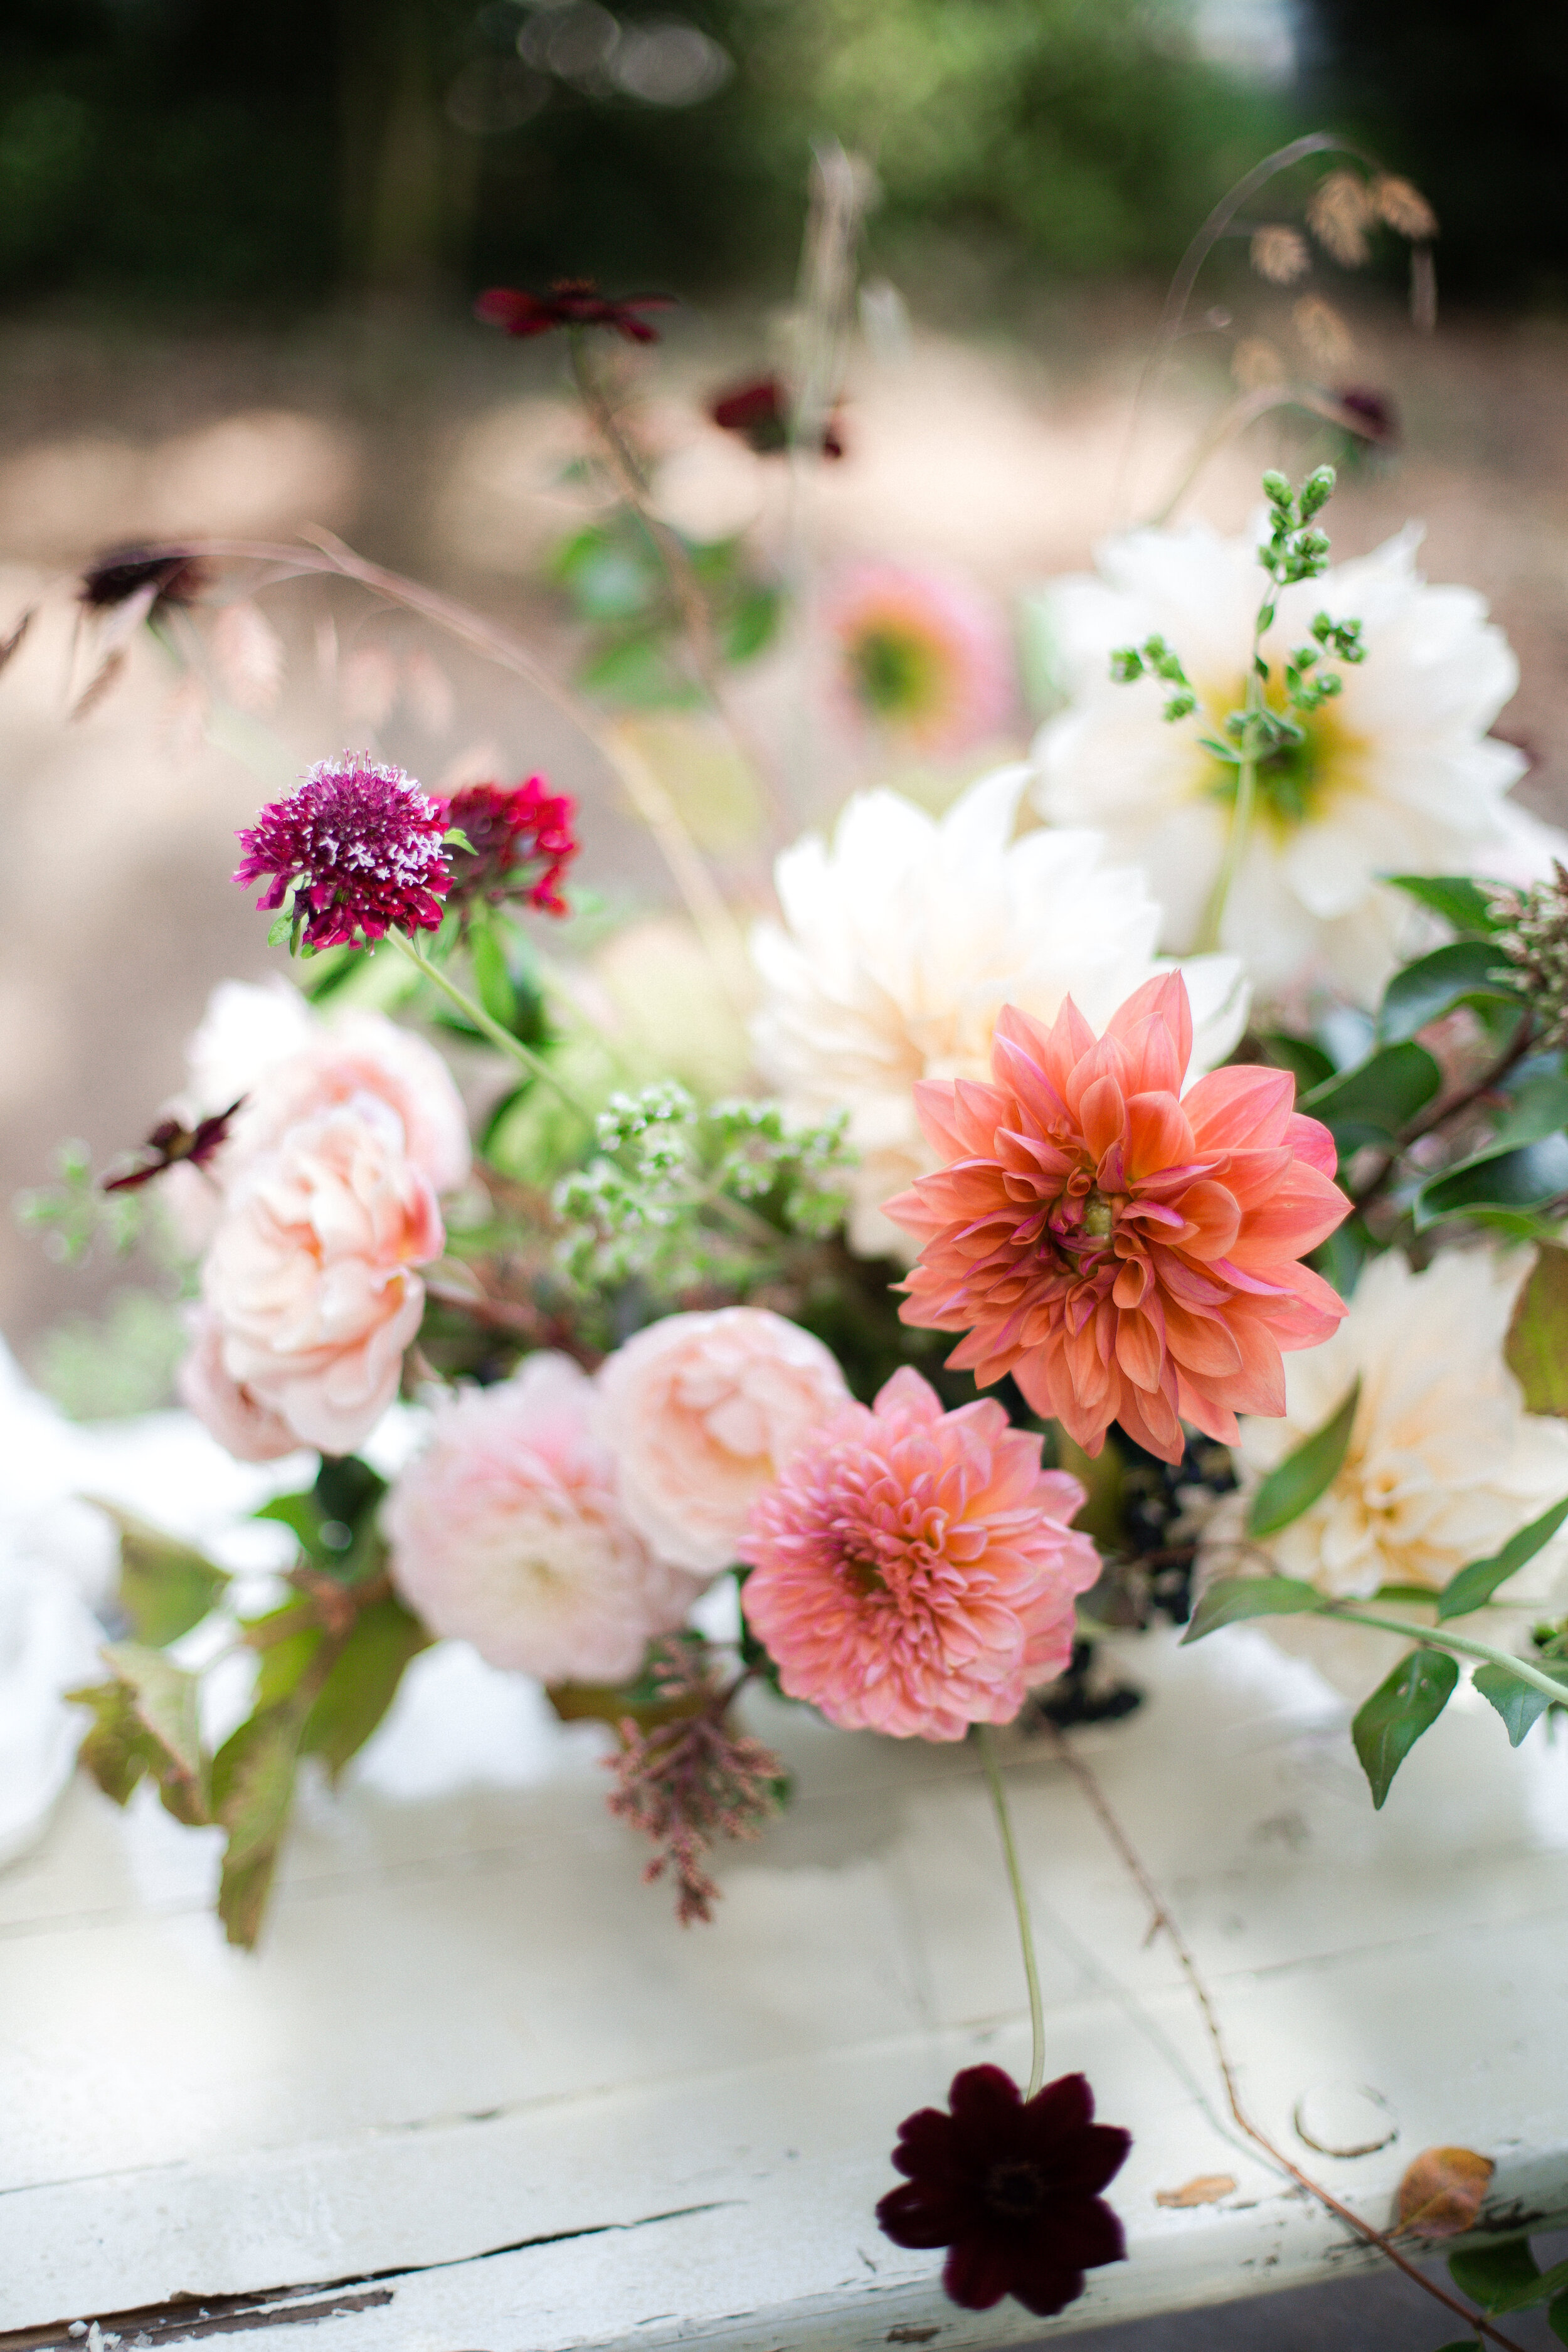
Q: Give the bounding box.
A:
[4,1377,1568,2349]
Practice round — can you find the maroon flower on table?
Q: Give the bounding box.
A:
[877,2065,1130,2318]
[102,1098,245,1194]
[439,776,579,920]
[474,280,675,346]
[233,753,451,952]
[708,374,844,459]
[79,544,207,613]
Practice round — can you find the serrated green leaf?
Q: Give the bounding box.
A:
[1416,1134,1568,1231]
[66,1679,152,1807]
[85,1498,228,1647]
[212,1705,305,1949]
[1377,941,1518,1044]
[1301,1042,1441,1148]
[100,1640,210,1822]
[301,1595,430,1781]
[1448,2236,1539,2307]
[1384,874,1505,936]
[1436,1490,1568,1619]
[1472,1660,1567,1745]
[1179,1576,1324,1644]
[1248,1377,1360,1538]
[1351,1647,1458,1807]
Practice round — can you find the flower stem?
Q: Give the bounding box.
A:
[1324,1606,1568,1705]
[976,1724,1046,2099]
[1197,633,1265,955]
[389,931,592,1125]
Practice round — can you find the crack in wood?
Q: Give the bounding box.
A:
[1,2201,736,2351]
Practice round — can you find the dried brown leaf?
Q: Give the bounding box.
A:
[1307,169,1374,268]
[1293,294,1355,374]
[1250,225,1310,286]
[71,646,126,722]
[1396,2144,1495,2239]
[210,600,284,714]
[1156,2174,1237,2209]
[1375,174,1438,241]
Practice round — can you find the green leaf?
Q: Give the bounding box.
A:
[1415,1135,1568,1231]
[1351,1648,1459,1807]
[1179,1576,1324,1644]
[301,1595,430,1781]
[1489,2253,1568,2315]
[1261,1030,1335,1092]
[469,914,517,1030]
[1384,874,1505,936]
[100,1640,211,1823]
[1448,2237,1539,2307]
[1472,1660,1568,1746]
[211,1706,305,1950]
[1377,941,1518,1044]
[67,1678,154,1807]
[1300,1042,1441,1149]
[724,583,781,664]
[1549,2286,1568,2342]
[85,1498,228,1647]
[1437,1491,1568,1619]
[1505,1243,1568,1416]
[1248,1377,1361,1538]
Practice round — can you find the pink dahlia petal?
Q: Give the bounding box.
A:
[889,976,1350,1465]
[737,1369,1099,1740]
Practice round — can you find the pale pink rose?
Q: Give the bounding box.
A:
[385,1353,705,1683]
[200,1099,443,1456]
[174,1308,302,1464]
[596,1308,850,1574]
[738,1367,1101,1740]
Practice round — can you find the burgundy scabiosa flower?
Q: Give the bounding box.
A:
[475,280,675,345]
[80,544,207,613]
[233,753,451,952]
[708,375,844,459]
[440,776,579,919]
[877,2066,1131,2317]
[102,1098,245,1194]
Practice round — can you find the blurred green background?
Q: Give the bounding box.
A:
[0,0,1559,315]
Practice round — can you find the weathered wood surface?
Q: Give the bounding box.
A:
[3,1396,1567,2348]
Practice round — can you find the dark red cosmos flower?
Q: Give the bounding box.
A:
[475,280,675,345]
[1335,386,1399,446]
[234,754,450,952]
[708,375,844,459]
[877,2066,1130,2317]
[102,1098,245,1194]
[440,776,579,919]
[80,545,207,612]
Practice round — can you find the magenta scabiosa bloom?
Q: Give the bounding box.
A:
[877,2065,1130,2317]
[439,776,579,920]
[736,1366,1099,1740]
[233,753,451,952]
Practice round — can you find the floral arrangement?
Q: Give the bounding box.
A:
[23,139,1568,2344]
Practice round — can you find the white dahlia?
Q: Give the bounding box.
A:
[1198,1247,1568,1690]
[1032,521,1564,1004]
[750,764,1247,1258]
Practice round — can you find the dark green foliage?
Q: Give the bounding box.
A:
[1247,1377,1360,1539]
[1350,1646,1458,1807]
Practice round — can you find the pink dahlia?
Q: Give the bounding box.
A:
[736,1367,1098,1740]
[233,753,450,952]
[887,973,1349,1466]
[825,564,1014,755]
[438,776,578,920]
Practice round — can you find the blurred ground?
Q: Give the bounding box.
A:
[3,285,1568,1364]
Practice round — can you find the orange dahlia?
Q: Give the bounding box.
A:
[886,973,1349,1463]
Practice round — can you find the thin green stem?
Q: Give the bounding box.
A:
[976,1725,1046,2099]
[1197,652,1264,954]
[389,931,591,1125]
[1326,1607,1568,1705]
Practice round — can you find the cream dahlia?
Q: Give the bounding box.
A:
[887,974,1349,1465]
[737,1367,1098,1740]
[386,1353,706,1684]
[751,765,1246,1258]
[1199,1246,1568,1604]
[1032,521,1565,1002]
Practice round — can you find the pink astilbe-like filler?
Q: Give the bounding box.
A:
[233,753,450,951]
[737,1367,1099,1741]
[887,973,1350,1466]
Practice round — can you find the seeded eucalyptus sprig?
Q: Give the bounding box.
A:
[1110,465,1367,951]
